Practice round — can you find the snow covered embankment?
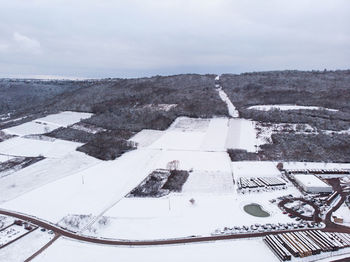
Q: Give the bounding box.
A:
[215,75,239,118]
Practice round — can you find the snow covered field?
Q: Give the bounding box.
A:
[0,152,100,203]
[2,102,349,261]
[149,117,229,152]
[200,118,228,151]
[130,116,260,153]
[3,111,93,136]
[35,111,93,128]
[3,122,58,136]
[0,224,29,247]
[169,117,210,132]
[0,115,290,238]
[90,184,299,240]
[87,160,295,240]
[248,104,338,112]
[0,154,13,162]
[231,161,282,178]
[0,215,14,229]
[0,116,235,228]
[129,130,164,148]
[0,112,300,241]
[32,237,278,262]
[152,150,232,173]
[0,229,54,262]
[143,117,254,153]
[226,119,258,152]
[0,111,103,212]
[150,130,206,151]
[182,170,234,194]
[0,149,161,223]
[0,137,82,158]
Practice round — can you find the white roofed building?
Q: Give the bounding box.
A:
[294,174,333,193]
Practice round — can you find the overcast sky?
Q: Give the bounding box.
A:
[0,0,349,79]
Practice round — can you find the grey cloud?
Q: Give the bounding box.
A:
[0,0,349,78]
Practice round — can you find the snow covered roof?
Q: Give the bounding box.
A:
[294,174,331,188]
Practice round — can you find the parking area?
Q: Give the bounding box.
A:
[212,219,324,236]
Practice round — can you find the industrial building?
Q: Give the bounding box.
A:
[294,175,332,193]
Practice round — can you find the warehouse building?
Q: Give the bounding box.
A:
[294,174,332,193]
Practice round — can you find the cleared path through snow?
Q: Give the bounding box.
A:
[215,75,239,118]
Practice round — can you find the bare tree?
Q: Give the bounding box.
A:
[167,160,179,171]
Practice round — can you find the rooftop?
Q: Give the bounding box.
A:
[294,174,331,188]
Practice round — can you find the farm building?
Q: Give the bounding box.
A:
[294,175,332,193]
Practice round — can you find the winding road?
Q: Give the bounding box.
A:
[0,207,345,247]
[1,177,350,262]
[0,178,349,247]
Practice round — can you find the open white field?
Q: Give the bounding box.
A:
[131,117,259,153]
[0,229,54,262]
[104,197,169,218]
[0,148,161,223]
[168,117,210,132]
[2,111,93,136]
[0,215,14,229]
[333,203,350,227]
[149,117,229,152]
[152,150,232,173]
[3,122,58,136]
[247,104,338,112]
[128,129,164,148]
[149,131,206,151]
[0,137,82,158]
[0,116,235,228]
[226,119,257,152]
[95,187,298,240]
[35,111,93,127]
[0,224,28,247]
[0,152,100,203]
[200,118,228,151]
[0,154,14,162]
[33,237,277,262]
[182,170,234,194]
[232,161,281,178]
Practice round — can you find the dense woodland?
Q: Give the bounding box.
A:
[0,74,227,160]
[222,70,350,163]
[1,70,350,162]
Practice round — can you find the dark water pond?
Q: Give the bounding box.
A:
[243,203,270,217]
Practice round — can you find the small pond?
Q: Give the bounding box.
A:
[243,203,270,217]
